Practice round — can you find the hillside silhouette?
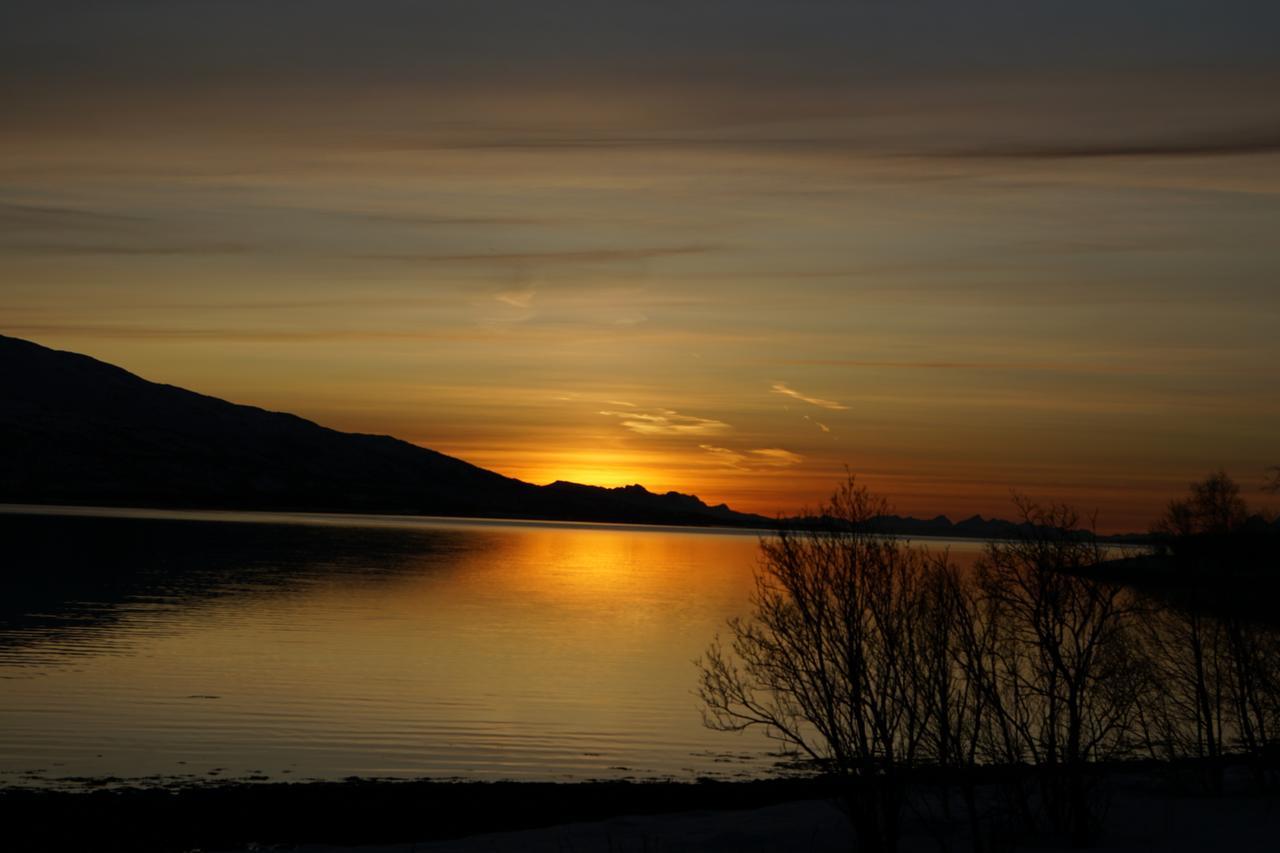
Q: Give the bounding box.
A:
[0,335,768,527]
[0,335,1150,539]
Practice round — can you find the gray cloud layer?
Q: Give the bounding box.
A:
[7,2,1278,85]
[6,2,1278,174]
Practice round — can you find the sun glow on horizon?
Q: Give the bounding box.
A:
[4,1,1278,535]
[472,448,691,494]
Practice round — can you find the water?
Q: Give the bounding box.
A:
[0,506,987,788]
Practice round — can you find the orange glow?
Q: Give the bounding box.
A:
[4,28,1278,535]
[526,456,668,490]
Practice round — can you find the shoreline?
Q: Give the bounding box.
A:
[1,777,832,853]
[6,762,1280,853]
[0,501,1153,544]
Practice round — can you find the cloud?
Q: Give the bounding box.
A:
[2,241,253,256]
[417,126,1280,162]
[601,408,730,436]
[700,445,804,470]
[0,324,491,343]
[360,246,717,265]
[771,382,848,411]
[750,448,805,466]
[348,211,556,227]
[803,414,831,433]
[0,203,143,230]
[699,444,747,467]
[944,126,1280,160]
[780,359,1174,376]
[495,286,536,308]
[144,296,446,311]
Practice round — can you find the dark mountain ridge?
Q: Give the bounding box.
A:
[0,334,1147,540]
[0,334,767,527]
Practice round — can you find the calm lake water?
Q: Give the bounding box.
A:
[0,506,987,787]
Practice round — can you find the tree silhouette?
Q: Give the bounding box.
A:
[1154,470,1248,539]
[697,477,951,853]
[972,498,1142,845]
[700,473,1280,850]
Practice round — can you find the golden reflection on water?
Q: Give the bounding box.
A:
[0,510,989,786]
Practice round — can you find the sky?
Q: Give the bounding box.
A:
[3,1,1278,530]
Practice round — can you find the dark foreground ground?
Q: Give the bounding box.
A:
[4,771,1280,853]
[1,778,830,853]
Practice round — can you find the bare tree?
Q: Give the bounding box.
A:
[698,478,1267,849]
[973,498,1142,845]
[1137,597,1280,792]
[1143,469,1280,788]
[911,560,1000,852]
[697,477,948,853]
[1136,598,1229,792]
[1154,470,1248,539]
[1221,615,1280,776]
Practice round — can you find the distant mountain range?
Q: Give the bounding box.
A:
[0,334,1144,540]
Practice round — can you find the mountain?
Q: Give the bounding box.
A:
[0,335,1151,540]
[0,335,771,528]
[865,512,1146,545]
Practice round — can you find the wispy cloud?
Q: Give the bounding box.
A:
[361,246,717,265]
[750,448,805,466]
[361,124,1280,163]
[495,286,536,308]
[2,241,253,256]
[780,359,1177,377]
[144,296,446,311]
[601,408,730,436]
[771,382,848,411]
[347,211,556,227]
[0,203,144,230]
[944,126,1280,160]
[0,324,495,343]
[700,445,747,468]
[700,445,804,470]
[803,414,831,433]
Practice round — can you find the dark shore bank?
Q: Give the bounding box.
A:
[6,766,1280,853]
[1,778,831,853]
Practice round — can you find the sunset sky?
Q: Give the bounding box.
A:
[4,1,1278,530]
